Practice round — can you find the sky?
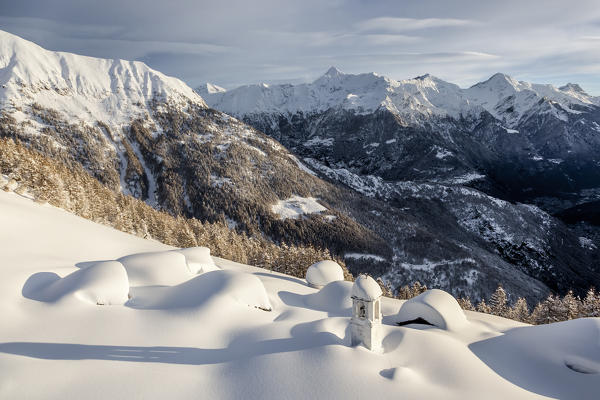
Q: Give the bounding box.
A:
[1,0,600,94]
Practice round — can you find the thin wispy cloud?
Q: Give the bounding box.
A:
[355,17,474,33]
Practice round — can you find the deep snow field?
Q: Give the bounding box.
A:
[1,190,599,399]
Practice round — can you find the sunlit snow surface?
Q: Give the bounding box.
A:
[1,190,600,399]
[271,195,327,219]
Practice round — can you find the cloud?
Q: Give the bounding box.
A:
[1,0,600,94]
[355,17,474,33]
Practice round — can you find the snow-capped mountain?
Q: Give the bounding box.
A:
[200,67,599,126]
[0,30,205,127]
[2,31,599,303]
[198,67,600,211]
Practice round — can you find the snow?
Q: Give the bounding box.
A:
[434,146,453,159]
[305,260,344,288]
[468,318,600,399]
[201,68,599,129]
[271,195,327,219]
[579,237,597,250]
[396,289,468,331]
[304,136,334,147]
[117,251,192,286]
[288,154,317,176]
[2,190,600,399]
[174,246,219,274]
[446,173,486,185]
[305,281,353,314]
[344,253,386,262]
[23,260,130,305]
[128,270,272,311]
[351,275,382,301]
[0,30,206,129]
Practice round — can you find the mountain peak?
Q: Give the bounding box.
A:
[323,66,344,78]
[196,82,227,96]
[559,83,587,95]
[469,72,521,93]
[206,82,227,94]
[488,72,518,85]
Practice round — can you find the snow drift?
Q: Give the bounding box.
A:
[129,269,272,311]
[23,261,129,305]
[173,246,219,274]
[305,280,353,314]
[117,251,192,286]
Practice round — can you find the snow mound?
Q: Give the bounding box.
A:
[130,270,271,310]
[173,247,219,274]
[117,251,191,286]
[23,261,129,305]
[305,280,353,313]
[469,318,600,399]
[271,195,327,220]
[396,289,467,330]
[305,260,344,288]
[351,274,382,301]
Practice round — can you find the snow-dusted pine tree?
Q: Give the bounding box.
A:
[510,297,530,323]
[490,286,509,317]
[581,288,600,317]
[477,299,491,314]
[561,290,580,320]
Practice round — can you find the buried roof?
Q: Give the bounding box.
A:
[351,274,382,301]
[396,289,467,331]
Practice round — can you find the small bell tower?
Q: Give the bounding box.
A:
[350,274,382,352]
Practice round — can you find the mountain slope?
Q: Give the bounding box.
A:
[199,68,600,206]
[0,29,385,265]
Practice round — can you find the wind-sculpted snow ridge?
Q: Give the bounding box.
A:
[2,189,600,399]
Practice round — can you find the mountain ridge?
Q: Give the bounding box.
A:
[197,67,599,127]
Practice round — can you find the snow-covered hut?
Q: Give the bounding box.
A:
[350,274,382,351]
[396,289,467,331]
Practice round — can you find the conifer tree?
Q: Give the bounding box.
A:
[477,299,491,314]
[490,286,509,317]
[561,290,580,320]
[457,297,475,311]
[510,298,530,323]
[581,288,600,317]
